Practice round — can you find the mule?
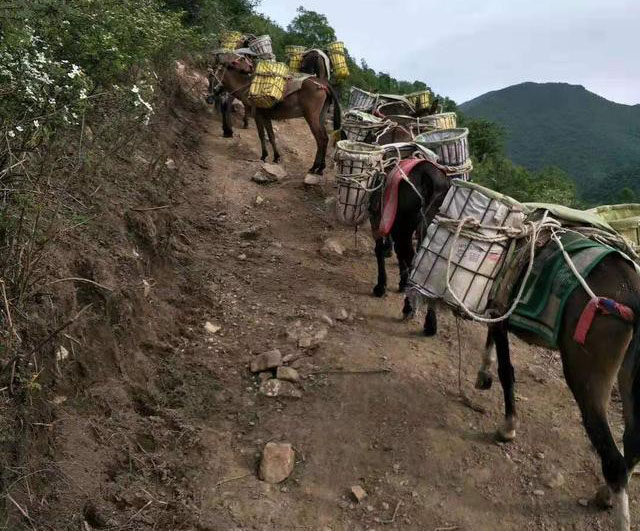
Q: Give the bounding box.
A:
[299,49,330,80]
[474,252,640,530]
[368,160,450,334]
[212,53,341,175]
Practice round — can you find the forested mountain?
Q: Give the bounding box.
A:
[460,82,640,203]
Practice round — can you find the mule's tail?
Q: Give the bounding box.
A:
[326,84,342,132]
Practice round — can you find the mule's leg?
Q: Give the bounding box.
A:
[242,101,249,129]
[254,114,269,162]
[393,227,414,293]
[475,332,495,390]
[423,302,438,337]
[221,95,234,138]
[302,105,328,175]
[264,117,280,163]
[492,323,518,441]
[373,237,387,297]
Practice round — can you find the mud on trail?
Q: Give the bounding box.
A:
[22,101,637,530]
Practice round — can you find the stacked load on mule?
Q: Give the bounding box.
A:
[248,60,289,108]
[408,180,526,314]
[588,204,640,251]
[381,142,438,163]
[285,45,306,70]
[248,35,275,60]
[415,112,457,133]
[415,128,472,180]
[342,110,389,142]
[376,97,416,118]
[334,140,385,226]
[326,41,350,80]
[218,30,245,51]
[406,90,432,113]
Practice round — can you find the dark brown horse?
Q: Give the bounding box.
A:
[299,49,330,80]
[213,53,341,174]
[471,249,640,530]
[368,160,450,334]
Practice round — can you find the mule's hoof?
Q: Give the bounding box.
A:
[475,370,493,390]
[423,321,437,337]
[495,428,516,442]
[273,157,280,164]
[205,95,215,104]
[373,285,386,298]
[593,485,613,510]
[223,132,233,138]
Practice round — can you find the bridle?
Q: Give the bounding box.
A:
[210,53,254,97]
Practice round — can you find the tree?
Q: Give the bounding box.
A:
[286,7,336,49]
[461,117,506,162]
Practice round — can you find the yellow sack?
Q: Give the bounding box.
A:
[285,45,306,71]
[327,41,350,80]
[248,61,290,108]
[408,90,431,111]
[219,31,244,51]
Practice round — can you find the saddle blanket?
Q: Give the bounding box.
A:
[284,73,316,98]
[378,158,426,237]
[508,232,616,348]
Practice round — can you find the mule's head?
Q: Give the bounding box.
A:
[210,53,254,95]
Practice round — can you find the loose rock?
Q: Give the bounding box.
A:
[351,485,368,502]
[204,321,221,334]
[258,371,273,382]
[335,308,349,321]
[320,314,334,327]
[56,345,69,362]
[251,350,283,373]
[255,195,264,205]
[321,238,345,256]
[259,442,295,483]
[533,489,545,497]
[276,366,300,382]
[304,173,323,185]
[239,225,261,240]
[262,163,287,181]
[542,470,565,489]
[259,379,302,398]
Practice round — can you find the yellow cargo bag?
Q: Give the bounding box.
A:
[219,31,244,51]
[327,41,350,80]
[248,60,290,108]
[588,204,640,250]
[407,90,431,111]
[285,45,306,71]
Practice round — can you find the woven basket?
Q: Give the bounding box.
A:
[588,204,640,250]
[334,141,385,226]
[409,180,525,314]
[285,45,306,70]
[415,128,469,166]
[248,35,274,59]
[418,112,457,131]
[248,61,289,109]
[348,87,378,112]
[342,111,388,142]
[219,31,244,51]
[376,100,415,118]
[327,41,350,80]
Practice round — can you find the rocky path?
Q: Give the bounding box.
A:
[175,112,635,531]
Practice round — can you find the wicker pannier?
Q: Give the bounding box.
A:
[248,35,274,60]
[348,87,378,111]
[285,45,306,70]
[219,31,244,51]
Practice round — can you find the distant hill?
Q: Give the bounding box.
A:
[459,82,640,203]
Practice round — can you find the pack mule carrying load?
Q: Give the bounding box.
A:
[285,45,306,70]
[408,180,526,315]
[219,31,245,51]
[334,140,385,226]
[326,41,350,80]
[248,35,275,60]
[248,60,290,108]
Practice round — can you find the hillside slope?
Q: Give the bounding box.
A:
[460,82,640,202]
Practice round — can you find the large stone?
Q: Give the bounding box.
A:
[252,172,276,184]
[259,442,295,483]
[320,238,345,256]
[351,485,368,502]
[276,366,300,383]
[262,163,287,181]
[542,469,565,489]
[304,173,324,185]
[250,350,283,373]
[259,379,302,398]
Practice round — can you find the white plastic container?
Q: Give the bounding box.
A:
[415,128,469,166]
[408,180,525,314]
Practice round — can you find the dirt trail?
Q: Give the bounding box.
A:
[142,111,635,530]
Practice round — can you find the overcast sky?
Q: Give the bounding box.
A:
[258,0,640,105]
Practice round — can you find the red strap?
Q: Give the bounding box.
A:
[379,159,424,237]
[574,297,635,345]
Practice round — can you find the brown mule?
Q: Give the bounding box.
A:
[476,253,640,530]
[212,53,341,175]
